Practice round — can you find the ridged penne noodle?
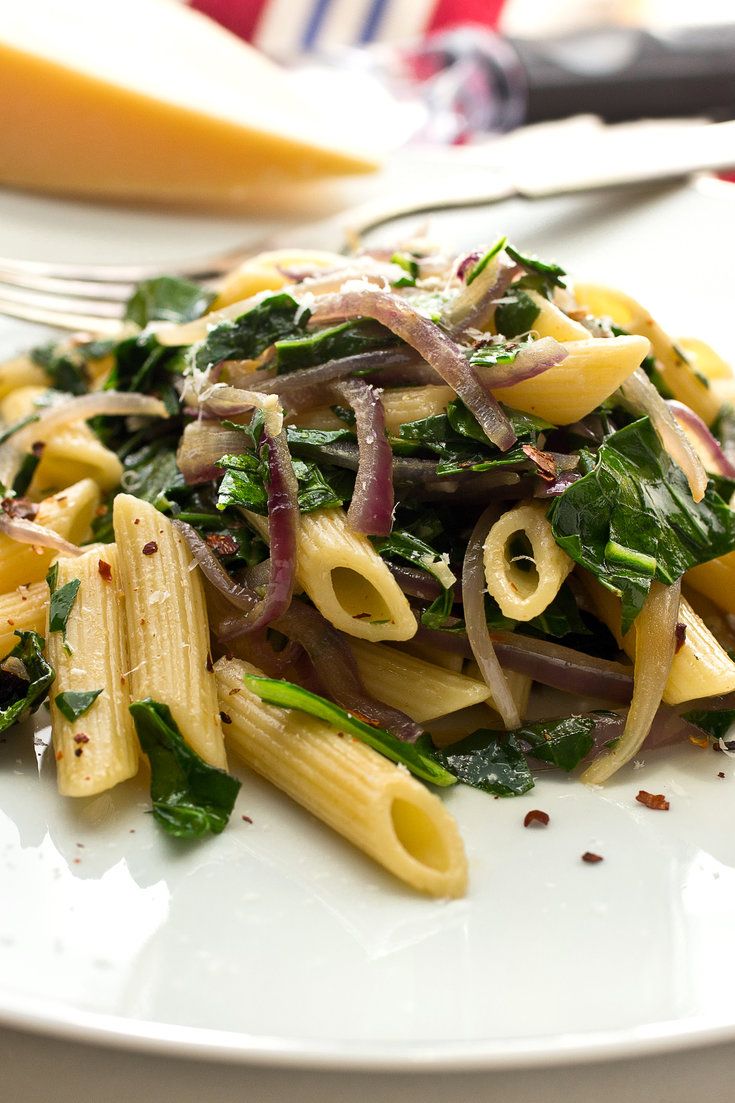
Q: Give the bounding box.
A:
[381,385,455,434]
[465,661,533,725]
[483,502,574,620]
[215,656,467,897]
[0,478,99,591]
[0,354,47,399]
[47,545,138,797]
[575,283,720,424]
[348,638,490,721]
[676,336,732,382]
[0,386,123,493]
[526,290,590,341]
[249,506,416,642]
[582,575,735,705]
[112,494,226,768]
[0,582,48,658]
[686,552,735,616]
[213,249,348,309]
[494,334,650,423]
[400,637,464,673]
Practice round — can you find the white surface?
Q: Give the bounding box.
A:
[0,177,735,1087]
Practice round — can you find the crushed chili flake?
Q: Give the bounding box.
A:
[205,532,238,557]
[30,441,45,457]
[6,619,14,627]
[718,771,726,778]
[688,734,709,749]
[241,814,253,824]
[219,711,232,725]
[674,622,687,653]
[74,748,83,757]
[142,540,158,555]
[98,559,112,581]
[523,809,550,828]
[134,518,140,525]
[636,789,670,811]
[206,654,214,673]
[582,851,604,863]
[73,733,89,744]
[55,751,63,761]
[1,496,37,520]
[95,504,108,518]
[521,443,557,481]
[228,687,240,696]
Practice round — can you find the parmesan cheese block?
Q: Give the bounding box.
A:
[0,0,377,206]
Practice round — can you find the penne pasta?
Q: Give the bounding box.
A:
[686,552,735,615]
[112,494,227,768]
[483,502,574,621]
[0,581,48,658]
[348,637,491,721]
[525,290,590,342]
[493,334,650,423]
[381,385,455,434]
[213,249,348,309]
[0,354,47,399]
[465,661,533,725]
[47,545,139,797]
[0,478,99,591]
[215,656,468,897]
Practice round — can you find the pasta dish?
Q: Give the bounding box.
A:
[1,236,734,899]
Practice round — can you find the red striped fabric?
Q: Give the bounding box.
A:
[427,0,506,32]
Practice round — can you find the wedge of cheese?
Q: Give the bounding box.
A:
[0,0,377,206]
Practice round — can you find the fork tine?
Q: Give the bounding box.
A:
[0,296,123,333]
[0,271,136,301]
[0,249,248,284]
[0,282,124,319]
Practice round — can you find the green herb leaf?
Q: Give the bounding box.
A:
[390,252,420,287]
[194,293,308,372]
[12,450,42,496]
[494,288,541,338]
[130,698,241,838]
[465,236,507,285]
[55,688,103,722]
[243,674,456,787]
[518,715,598,771]
[124,276,216,327]
[548,417,735,632]
[31,343,88,395]
[0,413,39,448]
[0,631,54,732]
[275,318,397,373]
[433,731,534,796]
[505,244,567,290]
[48,578,81,645]
[682,708,735,743]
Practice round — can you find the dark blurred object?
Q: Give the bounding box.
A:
[512,23,735,124]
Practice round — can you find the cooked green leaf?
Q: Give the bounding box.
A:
[0,631,54,733]
[469,334,535,369]
[48,578,81,644]
[682,707,735,743]
[130,698,241,838]
[124,276,216,327]
[465,236,507,285]
[505,244,567,290]
[275,318,396,372]
[518,715,598,771]
[194,293,308,372]
[242,674,456,787]
[12,450,42,496]
[548,417,735,632]
[0,413,39,447]
[433,731,534,796]
[55,688,103,722]
[494,288,541,338]
[31,343,88,395]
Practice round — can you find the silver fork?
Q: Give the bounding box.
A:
[2,118,734,334]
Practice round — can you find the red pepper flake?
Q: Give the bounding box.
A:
[55,750,63,761]
[74,748,83,757]
[98,559,112,582]
[241,814,253,824]
[582,851,604,863]
[674,622,687,653]
[73,857,81,864]
[205,654,214,673]
[95,504,108,518]
[31,440,45,457]
[1,496,38,520]
[713,742,723,753]
[134,518,140,525]
[73,733,89,744]
[636,789,670,811]
[523,809,550,828]
[205,532,238,557]
[228,687,240,696]
[142,541,158,555]
[718,771,726,778]
[6,619,14,627]
[521,443,558,482]
[219,711,232,725]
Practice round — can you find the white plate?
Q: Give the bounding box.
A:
[0,176,734,1071]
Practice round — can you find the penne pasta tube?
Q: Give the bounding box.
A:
[575,283,720,424]
[213,249,348,309]
[215,656,468,897]
[112,494,227,768]
[47,545,139,797]
[465,661,532,724]
[0,478,100,591]
[348,638,491,722]
[494,334,650,424]
[525,290,590,342]
[400,637,464,673]
[0,386,123,493]
[248,506,417,642]
[483,502,574,621]
[0,581,48,658]
[381,385,455,434]
[0,355,47,399]
[686,552,735,616]
[675,337,732,382]
[581,574,735,705]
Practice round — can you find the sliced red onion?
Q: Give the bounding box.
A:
[582,579,680,783]
[387,563,444,602]
[176,421,250,485]
[0,514,83,556]
[462,506,521,729]
[534,471,582,498]
[475,337,567,388]
[14,391,169,449]
[668,399,735,479]
[175,427,298,632]
[310,290,516,452]
[247,347,420,412]
[189,381,283,436]
[490,630,634,704]
[619,369,707,502]
[329,379,393,536]
[442,258,518,334]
